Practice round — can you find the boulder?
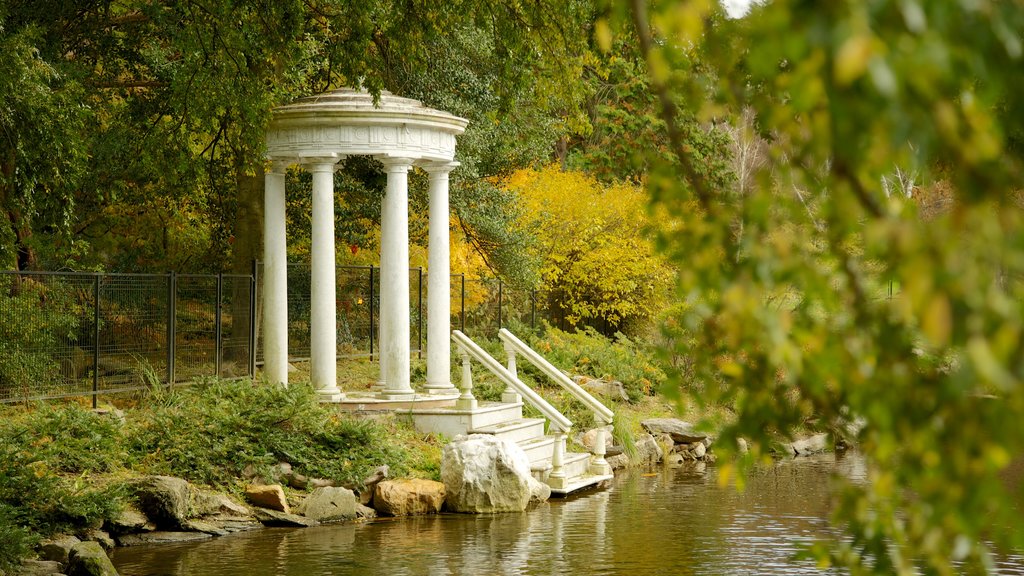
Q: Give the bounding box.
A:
[182,519,230,537]
[288,473,309,490]
[116,531,213,547]
[81,530,114,551]
[665,453,684,467]
[133,476,194,529]
[296,487,357,522]
[640,419,708,443]
[251,508,319,528]
[309,478,337,489]
[106,507,154,535]
[68,542,118,576]
[693,442,707,459]
[574,376,629,402]
[193,492,250,517]
[606,454,629,470]
[356,503,377,519]
[363,465,390,487]
[38,534,81,564]
[791,433,829,456]
[633,433,662,465]
[18,559,64,575]
[373,479,445,516]
[244,484,289,513]
[737,438,749,454]
[442,434,550,513]
[579,426,614,453]
[360,465,389,505]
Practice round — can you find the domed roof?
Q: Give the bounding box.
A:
[266,87,468,163]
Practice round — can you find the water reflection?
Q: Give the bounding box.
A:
[111,452,1018,576]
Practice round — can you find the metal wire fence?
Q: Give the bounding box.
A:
[1,264,550,404]
[0,271,254,405]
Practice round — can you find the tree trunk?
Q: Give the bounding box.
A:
[227,168,265,371]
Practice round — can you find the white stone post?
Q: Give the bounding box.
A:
[263,160,289,386]
[457,348,477,410]
[590,424,612,476]
[549,431,568,490]
[502,343,522,404]
[424,162,459,395]
[379,157,416,399]
[306,158,343,402]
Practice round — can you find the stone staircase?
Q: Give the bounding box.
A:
[409,329,615,496]
[410,400,611,495]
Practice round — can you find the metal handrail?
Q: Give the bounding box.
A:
[498,328,614,425]
[451,330,573,433]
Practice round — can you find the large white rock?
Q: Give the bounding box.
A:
[442,434,550,513]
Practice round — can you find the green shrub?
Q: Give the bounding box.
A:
[125,378,413,488]
[0,424,124,572]
[8,403,126,474]
[529,325,666,402]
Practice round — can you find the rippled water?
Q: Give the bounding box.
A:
[111,453,1023,575]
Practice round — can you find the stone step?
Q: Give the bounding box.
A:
[517,435,555,463]
[548,472,614,497]
[530,451,591,483]
[471,418,546,444]
[409,401,524,438]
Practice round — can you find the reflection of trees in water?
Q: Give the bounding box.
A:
[122,452,1023,576]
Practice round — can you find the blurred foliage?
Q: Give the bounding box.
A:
[600,0,1024,573]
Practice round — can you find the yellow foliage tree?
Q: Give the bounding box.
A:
[504,165,673,334]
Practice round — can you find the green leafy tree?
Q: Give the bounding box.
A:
[608,0,1024,573]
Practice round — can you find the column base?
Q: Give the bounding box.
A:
[547,473,569,490]
[378,389,416,401]
[455,397,478,411]
[370,381,386,393]
[589,459,612,476]
[317,389,345,403]
[424,383,459,395]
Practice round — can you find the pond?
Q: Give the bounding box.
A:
[112,452,1024,575]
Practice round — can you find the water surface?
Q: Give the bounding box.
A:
[111,452,1022,575]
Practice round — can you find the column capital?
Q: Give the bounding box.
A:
[267,158,291,174]
[421,161,460,176]
[379,156,417,173]
[300,155,343,173]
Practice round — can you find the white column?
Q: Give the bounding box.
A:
[263,160,289,386]
[424,162,459,395]
[306,157,343,402]
[379,157,416,398]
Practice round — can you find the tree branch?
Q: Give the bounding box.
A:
[628,0,713,212]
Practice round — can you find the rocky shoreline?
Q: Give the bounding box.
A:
[5,417,832,576]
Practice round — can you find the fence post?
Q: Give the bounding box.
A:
[417,267,423,360]
[249,261,258,378]
[497,279,503,332]
[368,266,375,360]
[167,272,176,386]
[460,273,466,333]
[92,274,100,409]
[215,273,223,378]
